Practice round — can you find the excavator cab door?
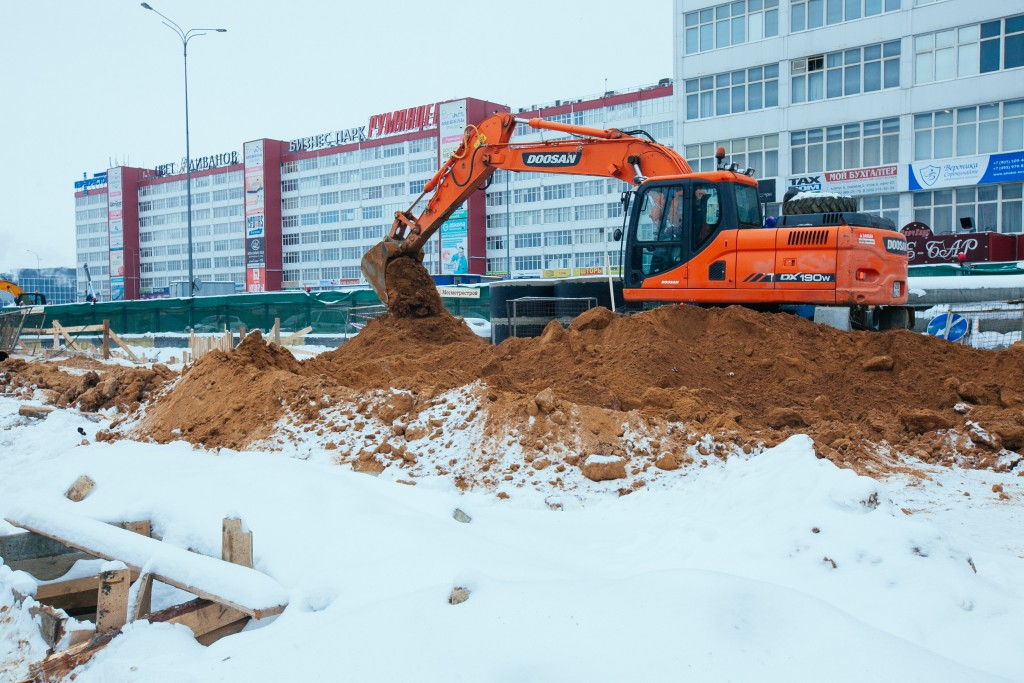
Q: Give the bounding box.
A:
[623,182,703,290]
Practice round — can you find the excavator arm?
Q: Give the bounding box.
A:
[360,112,691,301]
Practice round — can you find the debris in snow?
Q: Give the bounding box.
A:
[65,475,96,502]
[448,586,470,605]
[452,508,472,524]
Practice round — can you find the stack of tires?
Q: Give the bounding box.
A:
[782,193,857,215]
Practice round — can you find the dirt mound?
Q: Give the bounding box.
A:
[107,305,1024,475]
[385,257,444,318]
[134,331,336,449]
[0,357,174,413]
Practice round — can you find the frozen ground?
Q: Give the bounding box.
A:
[1,394,1022,682]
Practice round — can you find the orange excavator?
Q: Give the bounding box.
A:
[361,112,911,329]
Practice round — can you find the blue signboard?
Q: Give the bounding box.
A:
[909,150,1024,191]
[926,312,969,342]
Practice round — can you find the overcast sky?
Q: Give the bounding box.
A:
[0,1,675,275]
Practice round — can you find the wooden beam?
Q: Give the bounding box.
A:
[279,326,313,346]
[6,513,287,619]
[121,520,152,538]
[147,597,249,644]
[105,327,141,363]
[54,321,86,353]
[96,567,130,634]
[29,631,118,682]
[272,318,280,345]
[222,518,253,568]
[101,320,110,360]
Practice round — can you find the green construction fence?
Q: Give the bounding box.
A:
[30,287,491,336]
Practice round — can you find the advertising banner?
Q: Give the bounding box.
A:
[908,150,1024,191]
[788,164,900,197]
[107,168,124,300]
[440,208,469,275]
[246,237,266,268]
[246,268,266,292]
[438,99,467,161]
[243,141,267,292]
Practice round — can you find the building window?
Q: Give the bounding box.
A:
[409,158,436,174]
[684,0,779,54]
[486,190,509,207]
[320,210,340,224]
[300,250,319,263]
[486,257,507,273]
[543,207,572,223]
[545,230,572,246]
[515,255,542,271]
[791,0,900,33]
[543,184,571,201]
[913,99,1023,161]
[486,213,508,229]
[320,191,339,205]
[514,187,542,203]
[686,64,779,119]
[283,215,299,228]
[791,118,898,174]
[644,121,674,140]
[383,183,405,198]
[300,213,319,226]
[299,157,318,171]
[409,179,427,194]
[915,14,1024,81]
[792,41,899,104]
[544,253,571,269]
[514,232,542,249]
[383,162,405,177]
[574,180,603,198]
[686,134,781,176]
[409,137,436,153]
[362,206,383,220]
[361,166,382,181]
[514,210,542,227]
[913,183,1022,234]
[281,161,299,174]
[362,185,382,200]
[283,234,300,246]
[860,194,901,224]
[283,252,300,264]
[574,203,605,221]
[486,235,505,251]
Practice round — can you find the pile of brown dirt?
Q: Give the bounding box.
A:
[133,331,337,449]
[112,305,1024,476]
[0,357,174,413]
[384,256,444,318]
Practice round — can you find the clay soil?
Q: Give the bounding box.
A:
[0,358,174,413]
[5,303,1024,480]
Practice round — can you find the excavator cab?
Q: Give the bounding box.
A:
[621,178,761,291]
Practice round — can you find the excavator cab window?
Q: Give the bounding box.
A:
[634,186,686,276]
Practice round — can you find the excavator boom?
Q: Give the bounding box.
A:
[360,113,690,302]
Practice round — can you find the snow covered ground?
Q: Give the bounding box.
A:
[1,394,1022,682]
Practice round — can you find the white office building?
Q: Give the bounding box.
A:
[674,0,1024,233]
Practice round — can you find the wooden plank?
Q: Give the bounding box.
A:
[35,574,100,601]
[272,318,280,345]
[6,512,287,619]
[96,567,130,634]
[222,518,253,568]
[148,597,249,644]
[279,326,313,346]
[105,327,141,363]
[56,320,87,352]
[17,404,54,419]
[121,520,152,538]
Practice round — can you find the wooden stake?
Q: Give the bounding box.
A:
[129,573,154,622]
[272,317,280,345]
[52,319,60,352]
[96,566,130,634]
[222,517,253,568]
[106,327,141,363]
[102,320,111,360]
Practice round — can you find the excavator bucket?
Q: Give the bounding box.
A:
[360,238,406,303]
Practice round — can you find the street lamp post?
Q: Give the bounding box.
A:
[25,250,41,272]
[140,3,225,304]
